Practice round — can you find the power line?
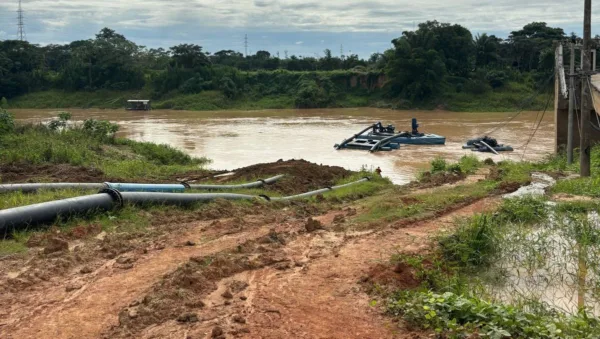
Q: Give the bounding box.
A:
[17,0,26,41]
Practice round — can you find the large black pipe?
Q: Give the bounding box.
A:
[0,193,117,235]
[0,178,371,234]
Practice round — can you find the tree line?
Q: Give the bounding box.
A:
[0,21,580,106]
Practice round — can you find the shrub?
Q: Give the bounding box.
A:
[497,197,548,224]
[82,119,119,139]
[388,291,599,338]
[48,111,72,131]
[429,157,447,174]
[438,214,498,268]
[0,108,15,133]
[486,70,507,88]
[1,97,7,108]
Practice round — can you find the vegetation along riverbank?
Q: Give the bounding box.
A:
[0,21,571,112]
[1,108,599,337]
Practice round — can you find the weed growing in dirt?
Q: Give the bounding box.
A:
[388,290,600,338]
[457,155,481,175]
[0,239,27,255]
[438,214,500,269]
[429,157,447,174]
[496,196,548,224]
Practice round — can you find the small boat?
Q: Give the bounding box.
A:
[126,100,152,111]
[462,136,513,153]
[355,119,446,145]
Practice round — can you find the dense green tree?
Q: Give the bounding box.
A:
[386,27,446,100]
[507,22,564,71]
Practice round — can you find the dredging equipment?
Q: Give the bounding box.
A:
[335,119,446,151]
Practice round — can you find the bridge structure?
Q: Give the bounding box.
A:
[554,43,600,154]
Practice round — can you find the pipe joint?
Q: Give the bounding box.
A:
[98,188,124,208]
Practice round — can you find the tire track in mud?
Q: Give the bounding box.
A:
[112,198,499,339]
[2,193,500,339]
[1,220,285,339]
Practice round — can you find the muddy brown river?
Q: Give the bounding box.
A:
[12,108,555,184]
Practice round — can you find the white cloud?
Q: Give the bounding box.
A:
[295,41,303,44]
[0,0,592,35]
[0,0,596,56]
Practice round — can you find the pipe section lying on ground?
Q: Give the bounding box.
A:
[0,183,106,194]
[270,178,370,201]
[0,177,370,233]
[0,193,117,234]
[0,175,285,194]
[187,175,284,190]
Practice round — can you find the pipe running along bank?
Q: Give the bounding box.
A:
[0,175,285,194]
[0,178,371,233]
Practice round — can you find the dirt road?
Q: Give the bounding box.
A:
[0,193,498,339]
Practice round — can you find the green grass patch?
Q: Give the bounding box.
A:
[388,290,600,338]
[351,180,497,228]
[0,114,210,182]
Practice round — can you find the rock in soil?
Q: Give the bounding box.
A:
[116,254,137,264]
[333,214,346,224]
[80,266,93,274]
[127,308,138,319]
[177,312,199,323]
[185,240,196,246]
[65,281,83,292]
[113,263,134,270]
[211,326,224,337]
[305,218,323,232]
[232,315,246,324]
[43,237,69,254]
[221,290,233,299]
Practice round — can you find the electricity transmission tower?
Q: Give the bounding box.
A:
[17,0,26,41]
[244,34,248,57]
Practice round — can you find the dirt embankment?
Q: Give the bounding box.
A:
[228,159,352,194]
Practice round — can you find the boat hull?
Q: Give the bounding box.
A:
[356,133,445,145]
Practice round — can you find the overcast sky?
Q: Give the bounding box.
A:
[0,0,597,58]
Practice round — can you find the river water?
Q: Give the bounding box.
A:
[12,108,555,184]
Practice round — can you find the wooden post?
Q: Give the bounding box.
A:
[580,0,592,177]
[568,44,575,164]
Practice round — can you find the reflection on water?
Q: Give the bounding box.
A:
[12,108,555,184]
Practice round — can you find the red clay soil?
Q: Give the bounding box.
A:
[228,159,353,194]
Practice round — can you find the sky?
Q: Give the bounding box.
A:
[0,0,598,58]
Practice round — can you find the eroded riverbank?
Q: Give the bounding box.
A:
[12,108,555,185]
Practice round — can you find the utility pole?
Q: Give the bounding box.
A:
[580,0,592,177]
[568,43,575,164]
[244,34,248,57]
[17,0,26,41]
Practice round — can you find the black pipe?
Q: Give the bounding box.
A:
[0,178,371,234]
[0,193,116,235]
